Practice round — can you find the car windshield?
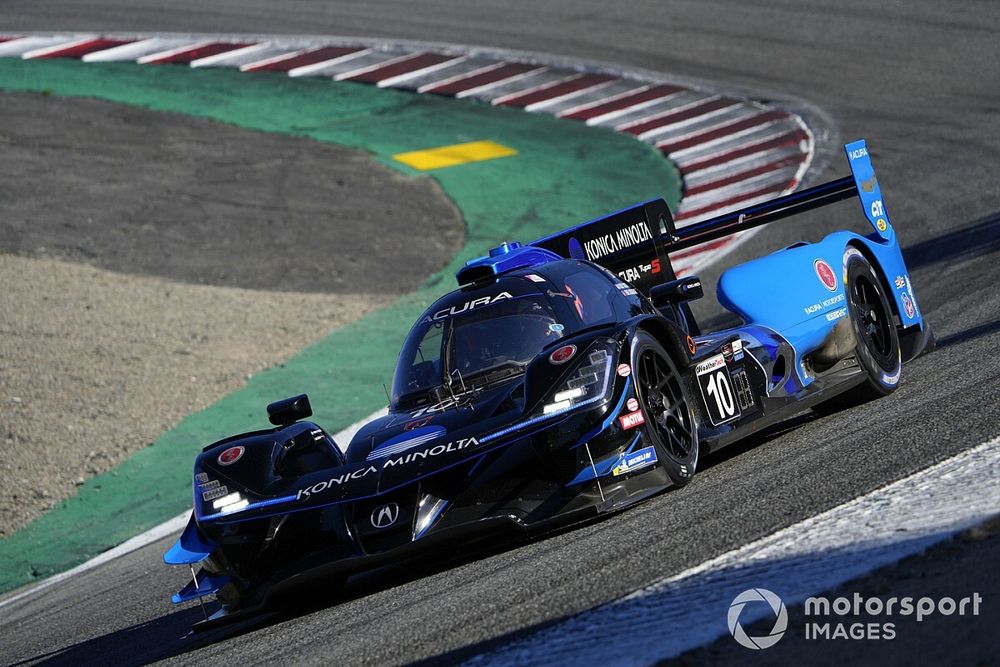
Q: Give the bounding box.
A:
[392,293,564,407]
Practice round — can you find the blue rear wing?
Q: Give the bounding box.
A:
[526,139,890,289]
[845,139,892,240]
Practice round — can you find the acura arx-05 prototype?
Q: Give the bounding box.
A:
[165,140,932,628]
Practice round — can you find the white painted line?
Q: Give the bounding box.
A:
[540,80,649,118]
[81,37,192,63]
[524,79,617,113]
[377,56,466,88]
[454,67,545,99]
[287,48,373,77]
[636,103,747,143]
[0,407,388,610]
[468,435,1000,667]
[484,70,576,105]
[668,118,802,162]
[333,51,423,81]
[597,90,722,132]
[486,71,577,105]
[584,90,687,126]
[682,144,803,185]
[0,512,190,610]
[20,36,102,59]
[190,42,274,68]
[136,40,213,65]
[239,47,311,72]
[387,57,497,91]
[554,83,650,117]
[416,62,506,93]
[680,167,799,209]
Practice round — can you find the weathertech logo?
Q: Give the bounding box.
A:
[728,588,788,649]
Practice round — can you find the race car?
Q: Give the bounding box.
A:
[164,140,932,629]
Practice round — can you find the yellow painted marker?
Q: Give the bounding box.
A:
[393,140,516,171]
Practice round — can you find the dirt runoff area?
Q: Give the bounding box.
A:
[0,92,463,536]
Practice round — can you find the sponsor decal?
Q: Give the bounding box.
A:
[550,344,577,364]
[421,291,512,323]
[904,276,919,316]
[881,364,901,386]
[826,307,848,321]
[617,363,631,377]
[843,247,864,284]
[578,221,653,261]
[814,259,838,291]
[403,416,433,431]
[217,446,244,466]
[616,259,662,284]
[901,293,915,319]
[695,355,726,376]
[876,218,888,232]
[201,485,229,502]
[618,410,646,430]
[804,293,846,316]
[686,335,698,356]
[871,199,885,219]
[612,446,657,476]
[297,465,378,500]
[895,275,906,289]
[196,474,230,502]
[626,397,639,412]
[524,273,546,283]
[381,436,480,468]
[370,503,400,529]
[848,147,868,160]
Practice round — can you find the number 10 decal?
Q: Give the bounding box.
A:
[695,354,741,425]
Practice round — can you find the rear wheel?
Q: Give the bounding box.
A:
[815,249,901,414]
[631,331,699,486]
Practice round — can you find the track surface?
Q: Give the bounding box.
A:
[2,1,1000,664]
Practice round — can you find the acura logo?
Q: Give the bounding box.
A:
[370,503,400,529]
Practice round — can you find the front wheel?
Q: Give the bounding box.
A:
[815,249,901,414]
[631,330,699,487]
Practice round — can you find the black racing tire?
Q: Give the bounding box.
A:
[631,330,699,487]
[814,248,902,414]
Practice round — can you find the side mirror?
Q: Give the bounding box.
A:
[650,276,704,308]
[267,394,312,426]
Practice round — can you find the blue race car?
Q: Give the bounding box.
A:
[165,140,932,629]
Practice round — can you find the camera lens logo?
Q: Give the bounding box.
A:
[728,588,788,649]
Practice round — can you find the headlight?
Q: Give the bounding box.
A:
[536,340,615,418]
[212,492,248,514]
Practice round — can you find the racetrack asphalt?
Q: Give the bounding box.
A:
[2,1,999,664]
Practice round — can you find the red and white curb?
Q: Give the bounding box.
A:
[0,32,816,277]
